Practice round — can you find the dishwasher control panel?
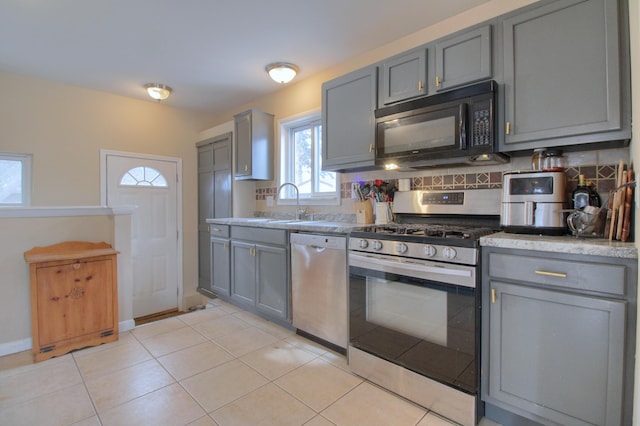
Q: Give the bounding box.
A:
[290,233,347,250]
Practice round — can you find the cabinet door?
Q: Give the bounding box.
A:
[36,259,115,346]
[211,238,230,297]
[434,25,491,92]
[322,65,377,171]
[234,111,252,177]
[230,241,256,306]
[487,281,625,426]
[197,145,214,224]
[213,138,232,218]
[379,48,427,105]
[501,0,622,150]
[255,244,288,320]
[197,144,213,290]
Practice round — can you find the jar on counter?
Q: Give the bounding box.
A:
[531,148,566,172]
[541,149,566,172]
[531,148,545,170]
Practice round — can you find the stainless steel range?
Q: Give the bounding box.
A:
[348,189,501,426]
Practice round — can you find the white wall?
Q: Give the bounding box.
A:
[0,70,209,351]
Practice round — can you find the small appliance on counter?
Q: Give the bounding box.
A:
[501,171,567,235]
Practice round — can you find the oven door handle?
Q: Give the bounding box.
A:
[349,252,473,279]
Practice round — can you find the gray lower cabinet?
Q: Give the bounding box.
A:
[231,240,256,305]
[322,65,378,172]
[230,226,290,323]
[433,25,492,92]
[210,236,230,297]
[197,133,232,294]
[378,47,428,106]
[500,0,630,151]
[482,247,636,426]
[255,244,288,319]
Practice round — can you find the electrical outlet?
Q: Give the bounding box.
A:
[266,196,274,207]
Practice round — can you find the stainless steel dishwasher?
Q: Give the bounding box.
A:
[290,232,347,351]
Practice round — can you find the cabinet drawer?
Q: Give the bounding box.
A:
[231,226,287,246]
[209,224,229,238]
[488,252,626,296]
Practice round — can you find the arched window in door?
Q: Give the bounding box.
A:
[119,166,168,187]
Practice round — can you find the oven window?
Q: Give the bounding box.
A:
[350,268,478,393]
[366,277,447,346]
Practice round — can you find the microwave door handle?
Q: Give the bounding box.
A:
[524,201,535,225]
[459,103,467,149]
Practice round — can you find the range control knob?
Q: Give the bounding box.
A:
[442,247,457,260]
[371,240,383,251]
[359,239,369,249]
[424,245,437,257]
[395,243,408,254]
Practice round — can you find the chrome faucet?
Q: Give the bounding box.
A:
[277,182,306,220]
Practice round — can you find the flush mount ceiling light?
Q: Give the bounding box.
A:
[144,83,172,101]
[265,62,299,84]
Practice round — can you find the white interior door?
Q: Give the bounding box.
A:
[105,153,179,318]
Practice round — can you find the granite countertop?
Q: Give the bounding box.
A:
[206,217,363,234]
[481,232,638,259]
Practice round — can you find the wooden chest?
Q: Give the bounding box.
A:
[24,241,119,362]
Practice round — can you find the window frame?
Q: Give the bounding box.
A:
[0,153,31,207]
[279,110,339,206]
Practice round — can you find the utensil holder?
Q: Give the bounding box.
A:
[375,201,392,225]
[354,200,374,224]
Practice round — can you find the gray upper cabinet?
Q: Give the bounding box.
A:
[379,47,428,106]
[482,247,636,425]
[234,109,274,180]
[433,25,492,92]
[196,133,232,295]
[500,0,629,151]
[322,65,378,172]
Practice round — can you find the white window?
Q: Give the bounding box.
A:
[119,166,168,187]
[0,153,31,207]
[280,112,338,205]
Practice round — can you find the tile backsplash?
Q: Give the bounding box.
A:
[254,147,630,215]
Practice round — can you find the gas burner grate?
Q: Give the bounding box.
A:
[362,224,494,240]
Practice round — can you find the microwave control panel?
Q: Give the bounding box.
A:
[470,95,493,147]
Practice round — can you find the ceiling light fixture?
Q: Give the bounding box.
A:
[144,83,172,101]
[265,62,299,84]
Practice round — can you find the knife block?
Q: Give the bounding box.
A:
[354,200,374,224]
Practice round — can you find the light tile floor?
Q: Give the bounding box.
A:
[0,300,500,426]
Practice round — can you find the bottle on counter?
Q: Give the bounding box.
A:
[572,174,590,209]
[586,179,602,207]
[572,174,601,209]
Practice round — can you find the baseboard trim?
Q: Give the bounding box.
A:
[0,338,31,357]
[119,319,136,332]
[0,319,136,357]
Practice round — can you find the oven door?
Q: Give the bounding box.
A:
[349,251,479,394]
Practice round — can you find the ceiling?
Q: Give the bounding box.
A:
[0,0,491,117]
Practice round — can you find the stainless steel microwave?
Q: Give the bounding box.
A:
[375,80,508,169]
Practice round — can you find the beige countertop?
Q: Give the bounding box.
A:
[481,232,638,259]
[206,217,363,234]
